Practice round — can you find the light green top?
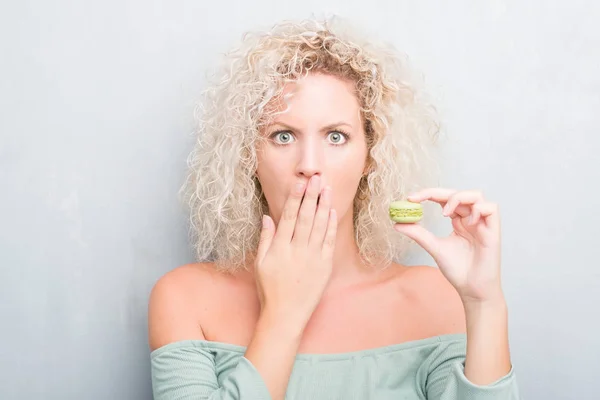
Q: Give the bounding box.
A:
[151,333,520,399]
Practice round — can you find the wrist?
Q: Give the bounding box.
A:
[460,287,506,310]
[257,306,308,341]
[462,295,508,332]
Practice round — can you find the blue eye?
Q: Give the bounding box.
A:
[272,131,295,145]
[328,131,348,145]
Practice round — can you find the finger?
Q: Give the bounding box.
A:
[442,191,484,217]
[321,209,337,261]
[256,215,275,265]
[394,223,441,259]
[308,186,332,249]
[292,175,321,245]
[273,179,307,244]
[471,202,500,231]
[468,205,481,226]
[407,188,457,204]
[448,204,472,219]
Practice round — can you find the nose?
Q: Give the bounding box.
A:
[295,136,324,184]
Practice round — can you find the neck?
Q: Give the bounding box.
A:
[325,209,379,289]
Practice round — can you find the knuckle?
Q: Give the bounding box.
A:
[315,208,327,221]
[296,211,309,225]
[323,235,336,247]
[282,207,297,221]
[291,191,304,200]
[314,218,326,229]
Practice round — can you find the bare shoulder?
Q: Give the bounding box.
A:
[401,264,467,336]
[148,262,245,351]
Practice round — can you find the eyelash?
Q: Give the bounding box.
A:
[269,129,351,147]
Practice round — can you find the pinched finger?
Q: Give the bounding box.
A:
[449,204,473,219]
[407,188,457,204]
[470,202,499,229]
[442,190,485,217]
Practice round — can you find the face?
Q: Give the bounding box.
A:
[256,73,369,225]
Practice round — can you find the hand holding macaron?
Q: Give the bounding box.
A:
[391,188,504,304]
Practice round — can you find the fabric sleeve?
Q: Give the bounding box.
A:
[425,339,520,400]
[151,343,271,400]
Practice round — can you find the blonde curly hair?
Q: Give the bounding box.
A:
[180,16,442,273]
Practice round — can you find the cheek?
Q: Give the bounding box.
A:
[329,149,366,178]
[256,148,280,179]
[329,165,363,199]
[256,164,291,213]
[257,146,292,170]
[327,151,366,199]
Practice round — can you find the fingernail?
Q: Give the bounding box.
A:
[296,182,305,194]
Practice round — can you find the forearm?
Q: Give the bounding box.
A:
[462,294,512,385]
[244,309,305,400]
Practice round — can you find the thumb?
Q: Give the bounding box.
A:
[394,223,440,258]
[256,215,275,265]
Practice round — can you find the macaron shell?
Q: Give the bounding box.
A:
[389,200,423,224]
[390,214,423,224]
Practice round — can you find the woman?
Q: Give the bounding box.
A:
[149,17,520,399]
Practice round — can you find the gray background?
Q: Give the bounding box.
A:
[1,0,599,399]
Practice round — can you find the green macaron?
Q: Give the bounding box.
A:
[389,200,423,224]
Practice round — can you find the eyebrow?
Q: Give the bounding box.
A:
[269,121,354,133]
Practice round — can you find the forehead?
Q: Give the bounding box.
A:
[266,73,362,124]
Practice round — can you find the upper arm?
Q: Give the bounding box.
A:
[148,264,208,351]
